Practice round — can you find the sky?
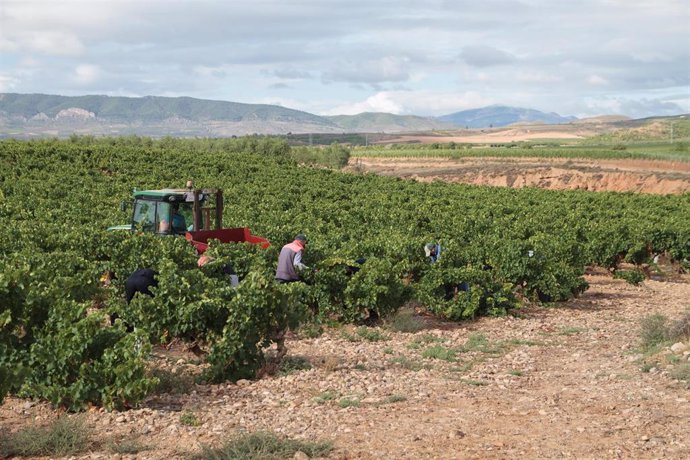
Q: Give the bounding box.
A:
[0,0,689,119]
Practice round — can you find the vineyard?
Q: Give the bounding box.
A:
[1,136,689,412]
[350,142,690,163]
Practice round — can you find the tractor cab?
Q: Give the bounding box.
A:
[110,182,270,253]
[132,188,222,235]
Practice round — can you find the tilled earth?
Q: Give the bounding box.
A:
[2,275,689,459]
[348,157,690,194]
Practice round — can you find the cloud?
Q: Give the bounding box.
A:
[269,68,313,80]
[459,46,517,67]
[321,57,412,85]
[321,90,493,116]
[24,31,85,56]
[582,96,686,118]
[0,74,20,92]
[0,0,688,119]
[193,65,228,78]
[74,64,101,84]
[587,75,609,86]
[325,93,405,115]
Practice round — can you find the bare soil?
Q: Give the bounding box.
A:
[375,118,667,144]
[348,157,690,194]
[2,275,689,459]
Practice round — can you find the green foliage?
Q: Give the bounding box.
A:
[422,345,458,362]
[355,326,389,342]
[290,143,350,168]
[417,265,519,320]
[673,142,688,152]
[0,252,155,410]
[204,272,307,383]
[338,397,361,408]
[460,333,503,354]
[180,410,201,426]
[614,269,646,285]
[307,257,411,323]
[278,355,312,375]
[313,390,338,404]
[1,136,689,409]
[352,137,690,162]
[197,431,333,460]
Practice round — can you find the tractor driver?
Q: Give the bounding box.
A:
[159,202,187,234]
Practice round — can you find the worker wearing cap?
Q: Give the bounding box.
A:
[275,234,309,283]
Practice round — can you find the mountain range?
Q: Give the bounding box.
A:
[0,93,576,138]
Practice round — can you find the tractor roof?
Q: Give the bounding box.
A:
[134,189,189,201]
[133,188,220,202]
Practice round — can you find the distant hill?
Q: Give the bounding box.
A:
[0,94,596,138]
[580,114,690,143]
[0,93,340,137]
[327,112,454,132]
[438,105,576,128]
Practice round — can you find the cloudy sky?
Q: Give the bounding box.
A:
[1,0,688,118]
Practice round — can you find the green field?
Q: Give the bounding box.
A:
[351,142,690,162]
[1,137,688,410]
[351,117,690,161]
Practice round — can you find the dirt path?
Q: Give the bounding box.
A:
[348,157,690,194]
[1,275,689,459]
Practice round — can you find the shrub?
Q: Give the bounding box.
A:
[0,416,91,457]
[614,269,646,285]
[309,258,410,323]
[338,397,360,408]
[278,355,312,375]
[355,326,389,342]
[386,308,425,333]
[180,410,201,426]
[417,267,518,320]
[670,364,690,388]
[422,345,457,362]
[668,310,690,341]
[639,313,669,352]
[150,368,194,395]
[197,431,333,460]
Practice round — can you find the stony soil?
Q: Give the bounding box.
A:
[349,157,690,194]
[2,274,689,459]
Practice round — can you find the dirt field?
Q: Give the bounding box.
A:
[377,118,667,145]
[1,274,689,459]
[349,157,690,194]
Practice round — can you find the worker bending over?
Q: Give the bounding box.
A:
[275,234,309,283]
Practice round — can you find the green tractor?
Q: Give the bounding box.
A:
[110,181,270,253]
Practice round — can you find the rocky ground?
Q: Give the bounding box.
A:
[1,274,689,459]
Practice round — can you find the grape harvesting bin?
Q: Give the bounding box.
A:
[109,182,270,253]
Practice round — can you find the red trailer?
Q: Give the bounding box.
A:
[185,227,270,254]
